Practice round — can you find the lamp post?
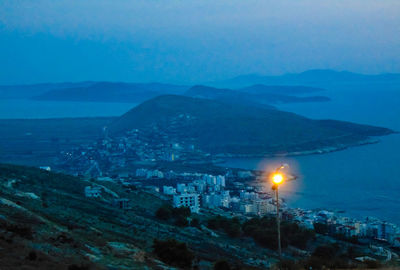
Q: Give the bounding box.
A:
[271,164,288,260]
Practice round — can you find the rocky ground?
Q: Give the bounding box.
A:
[0,164,276,269]
[1,164,398,270]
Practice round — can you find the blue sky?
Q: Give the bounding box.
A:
[0,0,399,84]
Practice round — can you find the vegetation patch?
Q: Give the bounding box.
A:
[152,238,194,269]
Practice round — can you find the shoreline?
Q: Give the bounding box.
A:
[213,137,383,163]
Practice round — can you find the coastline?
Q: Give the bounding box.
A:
[213,137,385,162]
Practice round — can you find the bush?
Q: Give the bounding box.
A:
[214,260,231,270]
[175,215,189,227]
[68,264,90,270]
[303,256,324,270]
[207,216,241,237]
[278,259,301,270]
[153,239,194,269]
[155,205,191,227]
[172,206,191,218]
[190,218,200,228]
[364,259,381,269]
[303,243,359,269]
[27,250,37,261]
[312,244,340,260]
[242,217,315,250]
[313,222,328,235]
[156,206,172,220]
[6,224,33,239]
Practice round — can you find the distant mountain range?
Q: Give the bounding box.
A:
[0,80,331,106]
[209,69,400,88]
[32,83,329,105]
[184,85,330,107]
[0,82,94,99]
[30,82,188,103]
[2,69,399,104]
[109,95,393,156]
[0,81,188,101]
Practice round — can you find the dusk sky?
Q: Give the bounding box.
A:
[1,0,399,84]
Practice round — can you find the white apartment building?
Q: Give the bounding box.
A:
[163,186,176,195]
[173,193,200,213]
[177,183,187,193]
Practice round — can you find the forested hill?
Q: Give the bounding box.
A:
[109,95,393,155]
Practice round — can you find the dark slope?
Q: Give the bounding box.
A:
[31,82,189,103]
[0,164,281,269]
[109,95,393,155]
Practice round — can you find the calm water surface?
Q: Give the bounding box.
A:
[222,85,400,224]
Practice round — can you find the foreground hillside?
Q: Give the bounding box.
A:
[0,164,277,269]
[109,95,393,156]
[1,164,399,269]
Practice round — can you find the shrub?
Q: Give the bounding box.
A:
[6,224,33,239]
[156,205,191,227]
[364,259,381,269]
[313,222,328,235]
[172,206,191,218]
[278,259,301,270]
[190,218,200,228]
[175,215,189,227]
[155,205,172,220]
[153,239,194,269]
[68,264,90,270]
[214,260,231,270]
[27,250,37,261]
[242,217,315,250]
[312,244,340,260]
[207,216,241,237]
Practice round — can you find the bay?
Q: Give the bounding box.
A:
[221,85,400,224]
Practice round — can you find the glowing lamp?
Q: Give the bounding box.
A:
[272,173,283,184]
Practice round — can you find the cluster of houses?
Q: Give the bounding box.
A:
[58,127,211,178]
[163,174,227,213]
[83,162,400,249]
[286,208,400,247]
[84,185,132,210]
[136,168,164,179]
[159,172,278,217]
[155,169,400,247]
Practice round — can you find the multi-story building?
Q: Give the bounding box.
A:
[240,191,258,201]
[113,198,131,209]
[173,194,200,213]
[163,186,176,195]
[177,183,188,193]
[240,203,257,214]
[146,169,164,179]
[202,191,230,209]
[255,199,275,216]
[216,175,226,187]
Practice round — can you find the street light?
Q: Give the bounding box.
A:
[271,164,288,260]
